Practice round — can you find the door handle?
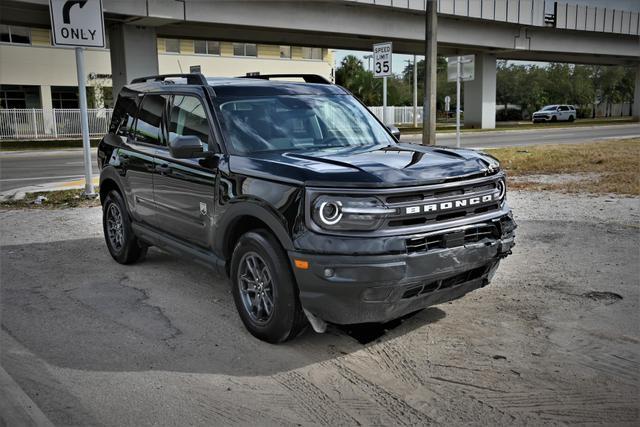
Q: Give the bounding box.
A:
[155,163,171,175]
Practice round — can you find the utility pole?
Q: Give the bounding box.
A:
[413,54,418,127]
[422,0,437,145]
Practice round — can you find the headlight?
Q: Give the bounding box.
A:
[496,179,506,200]
[312,196,396,231]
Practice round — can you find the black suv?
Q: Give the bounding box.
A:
[98,73,516,343]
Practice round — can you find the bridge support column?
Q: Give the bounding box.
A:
[463,53,496,129]
[633,63,640,121]
[109,24,159,97]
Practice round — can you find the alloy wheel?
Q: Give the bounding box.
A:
[237,252,275,324]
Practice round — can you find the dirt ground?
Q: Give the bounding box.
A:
[1,191,639,425]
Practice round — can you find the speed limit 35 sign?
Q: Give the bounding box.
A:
[373,42,392,78]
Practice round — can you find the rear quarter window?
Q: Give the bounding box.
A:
[110,91,139,137]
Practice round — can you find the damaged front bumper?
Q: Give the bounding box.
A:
[290,212,516,325]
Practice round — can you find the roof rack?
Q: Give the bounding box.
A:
[239,73,331,84]
[130,73,208,86]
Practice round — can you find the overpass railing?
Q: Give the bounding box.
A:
[348,0,639,34]
[348,0,548,26]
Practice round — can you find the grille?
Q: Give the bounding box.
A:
[381,177,503,231]
[401,265,490,299]
[406,224,498,253]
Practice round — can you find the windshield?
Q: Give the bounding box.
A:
[214,95,395,154]
[542,105,557,111]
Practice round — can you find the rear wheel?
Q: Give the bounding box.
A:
[568,115,575,122]
[102,190,147,264]
[230,230,307,343]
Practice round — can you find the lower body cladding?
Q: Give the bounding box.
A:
[290,214,516,326]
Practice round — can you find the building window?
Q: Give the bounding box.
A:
[164,38,180,53]
[0,25,31,45]
[301,47,322,60]
[233,43,257,57]
[51,86,79,109]
[279,46,291,59]
[0,85,41,108]
[194,40,220,55]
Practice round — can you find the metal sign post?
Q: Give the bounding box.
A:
[50,0,105,196]
[444,95,451,124]
[373,42,393,125]
[447,55,475,148]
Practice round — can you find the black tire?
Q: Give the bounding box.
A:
[551,115,558,122]
[102,190,148,264]
[568,115,575,122]
[230,229,307,343]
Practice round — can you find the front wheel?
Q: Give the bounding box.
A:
[102,190,147,264]
[230,230,307,343]
[551,115,558,122]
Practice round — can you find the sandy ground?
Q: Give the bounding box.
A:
[1,191,639,425]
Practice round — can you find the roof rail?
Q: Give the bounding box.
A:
[130,73,208,86]
[240,73,331,84]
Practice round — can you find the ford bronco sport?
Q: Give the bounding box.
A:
[98,73,516,343]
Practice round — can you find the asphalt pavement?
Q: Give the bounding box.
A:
[1,191,638,425]
[0,123,638,192]
[402,122,640,147]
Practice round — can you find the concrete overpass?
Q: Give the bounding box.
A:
[1,0,639,128]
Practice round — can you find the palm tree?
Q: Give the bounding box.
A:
[336,55,364,87]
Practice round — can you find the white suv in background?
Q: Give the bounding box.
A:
[532,105,576,123]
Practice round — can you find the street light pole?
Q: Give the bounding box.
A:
[422,0,437,145]
[364,54,373,71]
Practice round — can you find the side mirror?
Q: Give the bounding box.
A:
[169,135,205,159]
[387,125,401,140]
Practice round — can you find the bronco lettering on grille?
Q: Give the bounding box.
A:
[405,194,496,215]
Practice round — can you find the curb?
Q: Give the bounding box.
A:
[0,176,99,202]
[0,365,54,427]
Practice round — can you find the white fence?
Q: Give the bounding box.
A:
[369,106,423,125]
[0,109,113,140]
[0,107,420,140]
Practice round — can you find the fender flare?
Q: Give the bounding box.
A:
[99,167,129,209]
[214,200,295,259]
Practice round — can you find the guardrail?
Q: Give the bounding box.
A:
[0,109,113,140]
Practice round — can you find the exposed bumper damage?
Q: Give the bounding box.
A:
[290,212,516,325]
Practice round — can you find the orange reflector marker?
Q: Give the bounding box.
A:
[294,259,309,270]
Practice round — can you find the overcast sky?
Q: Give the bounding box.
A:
[334,0,638,73]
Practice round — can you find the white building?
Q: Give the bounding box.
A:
[0,24,334,109]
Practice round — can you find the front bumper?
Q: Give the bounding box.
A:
[290,213,516,324]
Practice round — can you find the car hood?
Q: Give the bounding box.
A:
[228,143,500,188]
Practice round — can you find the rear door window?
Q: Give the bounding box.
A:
[168,95,210,150]
[133,94,168,146]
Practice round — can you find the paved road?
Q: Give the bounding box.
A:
[0,150,99,192]
[1,192,638,425]
[402,123,639,147]
[1,124,638,191]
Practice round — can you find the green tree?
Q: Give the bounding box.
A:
[335,55,364,87]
